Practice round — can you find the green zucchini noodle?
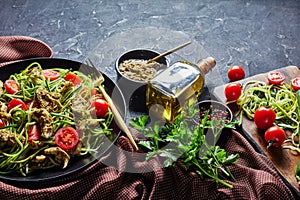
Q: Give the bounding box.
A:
[0,62,114,176]
[236,80,300,153]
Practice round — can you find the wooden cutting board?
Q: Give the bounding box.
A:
[213,65,300,194]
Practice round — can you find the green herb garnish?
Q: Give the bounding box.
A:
[130,106,239,188]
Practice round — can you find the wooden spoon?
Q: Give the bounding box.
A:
[147,41,192,63]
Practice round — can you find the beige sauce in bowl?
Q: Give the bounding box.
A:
[118,59,163,82]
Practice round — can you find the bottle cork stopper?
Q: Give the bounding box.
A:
[196,57,216,75]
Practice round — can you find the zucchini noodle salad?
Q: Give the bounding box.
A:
[0,62,114,176]
[236,80,300,153]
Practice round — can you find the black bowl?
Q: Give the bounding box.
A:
[193,100,233,125]
[0,58,126,183]
[115,49,169,112]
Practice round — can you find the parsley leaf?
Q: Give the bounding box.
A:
[130,104,240,188]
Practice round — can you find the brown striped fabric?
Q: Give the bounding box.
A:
[0,131,295,200]
[0,36,53,67]
[0,36,296,199]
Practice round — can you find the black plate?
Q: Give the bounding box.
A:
[0,58,126,182]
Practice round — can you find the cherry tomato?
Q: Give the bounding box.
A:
[91,98,109,118]
[27,124,41,141]
[224,83,242,101]
[267,71,285,85]
[264,126,286,148]
[254,106,276,130]
[0,118,5,127]
[55,126,79,151]
[4,80,20,94]
[8,98,27,111]
[25,100,39,109]
[65,73,82,86]
[227,65,245,81]
[291,77,300,91]
[81,88,99,97]
[42,69,60,81]
[91,89,99,96]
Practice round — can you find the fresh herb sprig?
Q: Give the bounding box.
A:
[130,107,239,188]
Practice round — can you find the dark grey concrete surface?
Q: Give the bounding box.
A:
[1,0,299,85]
[1,0,300,197]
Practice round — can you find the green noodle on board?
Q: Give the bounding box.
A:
[236,80,300,153]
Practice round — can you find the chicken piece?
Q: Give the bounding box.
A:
[28,140,44,149]
[31,108,53,139]
[44,147,70,169]
[71,95,89,114]
[0,129,15,147]
[26,66,41,76]
[32,155,47,163]
[0,101,10,119]
[36,87,62,112]
[67,141,82,156]
[60,81,74,94]
[0,129,24,148]
[26,67,45,85]
[0,101,7,112]
[71,94,96,131]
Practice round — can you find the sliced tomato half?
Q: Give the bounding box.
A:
[42,69,60,81]
[27,124,41,141]
[4,80,20,94]
[8,98,27,111]
[65,73,82,86]
[55,127,79,151]
[267,71,285,85]
[291,77,300,91]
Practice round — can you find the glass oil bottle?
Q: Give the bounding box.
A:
[146,57,216,123]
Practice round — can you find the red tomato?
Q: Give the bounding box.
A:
[8,98,27,111]
[81,88,99,97]
[91,98,109,118]
[25,100,39,109]
[228,65,245,81]
[27,124,41,141]
[264,126,286,148]
[42,69,60,81]
[91,89,99,96]
[267,71,285,85]
[0,119,5,127]
[4,80,20,94]
[65,73,82,86]
[254,106,276,130]
[224,83,242,101]
[55,127,79,151]
[291,77,300,91]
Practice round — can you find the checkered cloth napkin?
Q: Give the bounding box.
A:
[0,36,296,200]
[0,36,53,67]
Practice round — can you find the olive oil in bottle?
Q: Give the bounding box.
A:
[146,57,216,122]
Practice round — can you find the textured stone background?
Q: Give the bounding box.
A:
[1,0,299,86]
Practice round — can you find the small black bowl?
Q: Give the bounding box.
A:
[193,100,233,125]
[115,49,169,111]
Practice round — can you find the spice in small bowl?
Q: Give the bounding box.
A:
[193,100,233,125]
